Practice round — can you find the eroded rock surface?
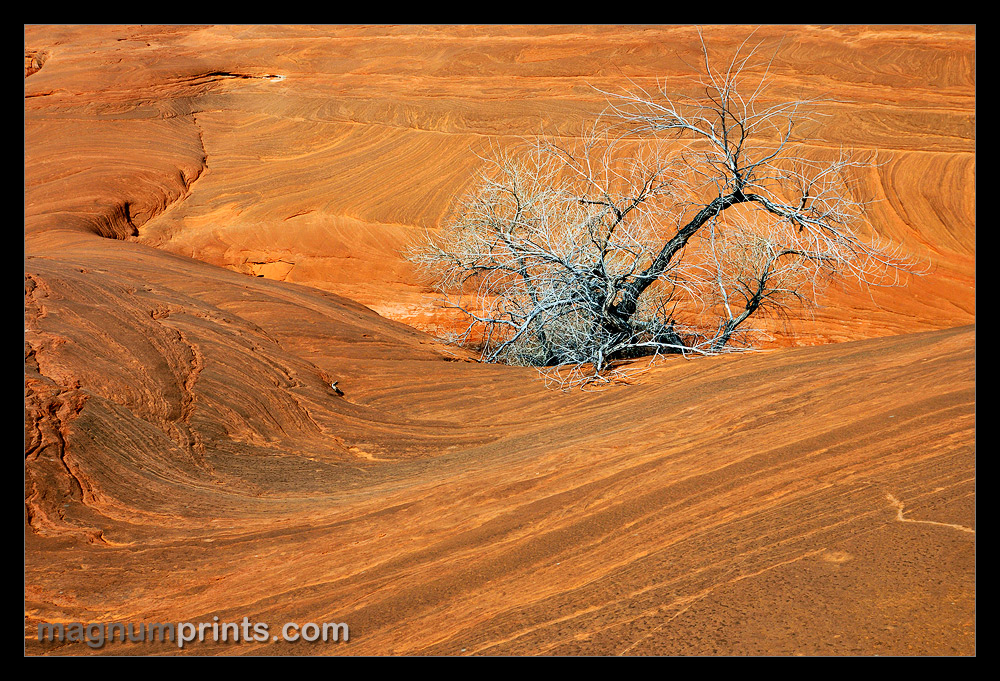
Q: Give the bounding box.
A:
[25,25,974,655]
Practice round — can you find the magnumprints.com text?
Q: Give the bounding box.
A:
[37,618,349,649]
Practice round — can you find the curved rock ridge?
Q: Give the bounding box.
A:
[25,24,974,341]
[25,25,974,655]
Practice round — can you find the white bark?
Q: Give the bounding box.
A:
[408,32,924,389]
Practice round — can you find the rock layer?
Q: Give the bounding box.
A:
[25,25,974,655]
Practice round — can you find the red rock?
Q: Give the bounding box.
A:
[25,25,974,655]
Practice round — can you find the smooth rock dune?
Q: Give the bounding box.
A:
[25,25,974,655]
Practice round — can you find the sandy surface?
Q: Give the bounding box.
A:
[25,25,974,655]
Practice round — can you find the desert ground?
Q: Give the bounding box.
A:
[25,25,974,655]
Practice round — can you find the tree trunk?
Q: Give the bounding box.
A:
[609,191,748,333]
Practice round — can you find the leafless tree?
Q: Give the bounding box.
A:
[408,32,922,388]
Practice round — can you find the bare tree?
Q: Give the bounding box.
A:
[409,33,922,388]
